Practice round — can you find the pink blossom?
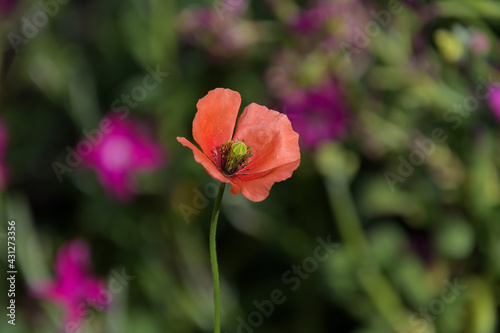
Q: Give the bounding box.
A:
[0,0,17,14]
[33,240,107,330]
[488,85,500,122]
[283,80,349,149]
[177,1,259,58]
[289,0,371,47]
[470,30,490,54]
[79,114,165,201]
[291,2,344,33]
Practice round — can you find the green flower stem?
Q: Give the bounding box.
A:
[324,176,421,332]
[209,182,226,333]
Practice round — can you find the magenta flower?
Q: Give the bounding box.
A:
[33,240,106,330]
[291,2,343,34]
[488,85,500,122]
[469,30,490,54]
[79,114,165,201]
[281,0,376,66]
[0,118,8,190]
[289,0,370,39]
[0,0,17,14]
[283,81,348,149]
[177,1,260,58]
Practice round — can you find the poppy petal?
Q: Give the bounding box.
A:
[193,88,241,157]
[232,103,300,175]
[233,160,301,202]
[177,137,228,184]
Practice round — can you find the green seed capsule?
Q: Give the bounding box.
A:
[231,141,248,158]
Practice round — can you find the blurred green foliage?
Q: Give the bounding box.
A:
[1,0,500,332]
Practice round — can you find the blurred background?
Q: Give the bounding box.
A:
[1,0,500,332]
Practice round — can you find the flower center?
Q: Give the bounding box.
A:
[218,140,252,176]
[100,136,133,172]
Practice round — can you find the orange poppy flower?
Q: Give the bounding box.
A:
[177,88,301,202]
